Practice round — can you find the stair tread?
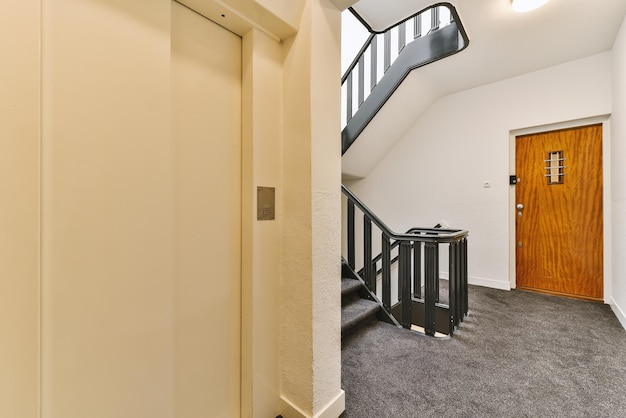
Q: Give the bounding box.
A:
[341,278,362,296]
[341,298,379,334]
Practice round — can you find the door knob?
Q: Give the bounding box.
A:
[516,204,524,210]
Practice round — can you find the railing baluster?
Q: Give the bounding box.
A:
[449,241,458,334]
[424,242,437,336]
[413,240,422,298]
[435,243,440,303]
[460,238,469,316]
[346,72,353,122]
[370,36,377,91]
[456,240,463,327]
[382,234,391,311]
[384,31,391,73]
[431,6,440,32]
[413,14,422,38]
[398,22,406,53]
[399,241,412,329]
[364,216,374,290]
[358,54,365,106]
[457,240,464,323]
[347,201,355,269]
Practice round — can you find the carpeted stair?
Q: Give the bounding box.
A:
[341,276,379,338]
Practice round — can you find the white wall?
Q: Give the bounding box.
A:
[611,16,626,327]
[341,10,369,74]
[347,52,612,291]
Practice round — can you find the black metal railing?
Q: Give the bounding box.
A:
[341,3,469,154]
[342,184,468,336]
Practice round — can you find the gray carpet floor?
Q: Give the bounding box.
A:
[341,285,626,417]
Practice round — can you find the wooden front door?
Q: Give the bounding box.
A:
[515,124,603,301]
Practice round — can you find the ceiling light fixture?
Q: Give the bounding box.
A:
[511,0,549,13]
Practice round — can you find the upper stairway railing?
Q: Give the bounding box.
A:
[341,3,469,154]
[342,184,469,336]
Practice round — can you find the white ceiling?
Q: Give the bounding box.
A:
[341,0,626,178]
[351,0,444,32]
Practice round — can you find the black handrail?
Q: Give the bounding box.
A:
[342,184,468,336]
[341,3,449,84]
[342,185,467,243]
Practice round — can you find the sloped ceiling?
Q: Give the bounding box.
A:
[341,0,626,178]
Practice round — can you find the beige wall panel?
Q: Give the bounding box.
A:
[0,0,40,416]
[172,2,242,417]
[242,28,283,417]
[40,0,173,416]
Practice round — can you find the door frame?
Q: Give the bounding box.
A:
[509,115,612,302]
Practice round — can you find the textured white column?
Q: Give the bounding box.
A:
[281,0,344,417]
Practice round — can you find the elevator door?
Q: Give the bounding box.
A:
[172,2,242,416]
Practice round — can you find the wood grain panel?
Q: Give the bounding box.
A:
[516,124,603,300]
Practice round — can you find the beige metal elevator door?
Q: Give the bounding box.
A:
[172,2,242,416]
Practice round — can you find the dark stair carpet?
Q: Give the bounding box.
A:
[341,277,379,337]
[341,277,362,297]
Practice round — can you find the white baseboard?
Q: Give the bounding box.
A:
[440,273,511,291]
[610,297,626,331]
[315,391,345,418]
[468,275,511,291]
[280,390,345,418]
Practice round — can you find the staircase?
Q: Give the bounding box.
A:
[339,5,470,338]
[341,185,468,337]
[341,259,393,338]
[341,276,379,337]
[341,3,469,155]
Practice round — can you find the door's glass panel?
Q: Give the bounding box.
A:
[545,151,566,185]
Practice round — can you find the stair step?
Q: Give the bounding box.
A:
[341,298,379,336]
[341,278,362,297]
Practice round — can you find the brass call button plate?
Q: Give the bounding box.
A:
[257,186,275,220]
